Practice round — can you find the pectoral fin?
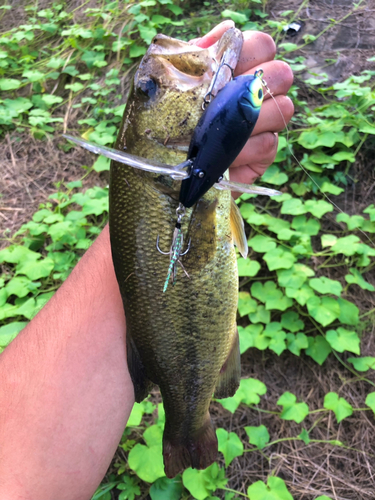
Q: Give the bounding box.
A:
[214,329,241,399]
[230,197,248,259]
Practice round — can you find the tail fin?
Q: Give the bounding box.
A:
[163,415,218,478]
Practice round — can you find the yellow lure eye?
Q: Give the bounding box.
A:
[248,77,264,108]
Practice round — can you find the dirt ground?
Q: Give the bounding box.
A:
[1,1,375,499]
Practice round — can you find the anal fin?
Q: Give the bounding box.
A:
[214,329,241,399]
[126,334,153,403]
[230,197,248,258]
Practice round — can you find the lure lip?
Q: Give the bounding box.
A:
[63,134,190,179]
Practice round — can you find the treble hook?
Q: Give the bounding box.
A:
[156,235,191,256]
[203,52,235,110]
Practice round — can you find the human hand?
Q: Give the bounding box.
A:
[193,21,294,186]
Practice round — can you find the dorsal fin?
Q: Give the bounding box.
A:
[230,197,248,258]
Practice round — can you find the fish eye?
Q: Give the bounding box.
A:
[258,88,263,100]
[136,78,157,100]
[247,78,264,108]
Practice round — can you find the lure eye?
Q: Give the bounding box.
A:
[247,77,264,108]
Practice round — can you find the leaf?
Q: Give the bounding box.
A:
[127,403,145,427]
[263,323,287,355]
[182,463,227,500]
[238,292,257,317]
[248,476,293,500]
[281,311,304,332]
[263,247,296,271]
[245,425,270,449]
[348,356,375,371]
[149,477,183,500]
[285,283,315,306]
[321,181,344,195]
[277,392,309,423]
[304,200,333,218]
[323,392,353,423]
[337,298,359,326]
[286,333,309,356]
[298,429,310,445]
[221,9,248,24]
[0,321,27,347]
[281,198,306,215]
[239,326,254,354]
[22,69,45,82]
[309,277,342,296]
[128,425,165,483]
[291,215,320,236]
[217,429,244,466]
[306,296,340,326]
[277,264,314,289]
[365,392,375,415]
[305,336,332,365]
[93,155,110,172]
[237,258,261,277]
[331,235,361,256]
[65,82,84,92]
[17,257,54,280]
[326,328,360,354]
[248,305,270,325]
[129,44,147,58]
[139,25,157,45]
[5,276,37,298]
[0,78,21,90]
[261,165,288,185]
[0,245,40,264]
[345,268,375,291]
[117,475,141,500]
[248,235,276,253]
[218,377,267,413]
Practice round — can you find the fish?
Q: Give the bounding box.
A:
[109,28,253,478]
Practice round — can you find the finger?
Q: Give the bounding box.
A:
[243,60,294,101]
[193,21,235,48]
[234,31,276,76]
[252,95,294,135]
[231,132,278,173]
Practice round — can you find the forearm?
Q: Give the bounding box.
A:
[0,225,134,500]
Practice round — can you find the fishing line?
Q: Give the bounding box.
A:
[255,69,374,247]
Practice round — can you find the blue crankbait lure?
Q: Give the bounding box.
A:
[179,73,264,208]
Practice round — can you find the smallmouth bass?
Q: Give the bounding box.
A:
[109,28,249,478]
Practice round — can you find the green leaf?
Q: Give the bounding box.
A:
[41,94,63,107]
[129,44,147,58]
[337,298,359,326]
[306,296,340,326]
[280,42,298,53]
[5,276,37,298]
[182,463,227,500]
[263,323,286,355]
[239,325,254,354]
[365,392,375,415]
[281,311,304,332]
[261,165,288,185]
[285,283,315,306]
[128,425,165,483]
[281,198,306,215]
[245,425,270,449]
[127,403,145,427]
[117,475,141,500]
[248,476,293,500]
[22,69,45,82]
[167,4,183,15]
[251,281,292,311]
[304,200,333,218]
[263,247,296,271]
[221,9,248,24]
[298,429,310,445]
[238,292,257,317]
[93,155,110,172]
[218,377,267,413]
[248,305,270,325]
[65,82,84,92]
[321,181,344,195]
[347,356,375,372]
[277,264,314,289]
[0,321,27,347]
[345,268,375,291]
[237,258,261,277]
[139,25,157,45]
[331,235,361,256]
[149,477,183,500]
[323,392,353,423]
[326,327,360,354]
[309,277,342,296]
[315,496,332,500]
[291,215,320,236]
[16,257,54,280]
[0,78,21,90]
[217,429,244,466]
[248,235,276,253]
[277,392,309,423]
[305,336,332,365]
[286,333,308,356]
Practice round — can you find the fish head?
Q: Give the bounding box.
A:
[120,28,244,164]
